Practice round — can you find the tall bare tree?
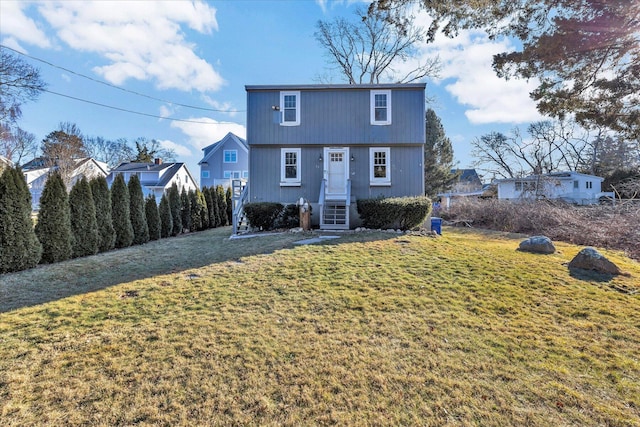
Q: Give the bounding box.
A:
[315,6,440,84]
[41,122,88,185]
[0,48,47,125]
[0,125,38,165]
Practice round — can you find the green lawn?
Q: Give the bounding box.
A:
[1,227,639,426]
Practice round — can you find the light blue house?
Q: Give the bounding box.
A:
[198,132,248,189]
[239,84,426,230]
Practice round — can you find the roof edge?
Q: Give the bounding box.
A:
[245,83,426,91]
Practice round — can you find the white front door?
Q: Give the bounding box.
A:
[325,148,349,196]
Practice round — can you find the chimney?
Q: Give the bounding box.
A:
[154,158,162,165]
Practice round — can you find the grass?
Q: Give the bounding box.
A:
[1,226,639,426]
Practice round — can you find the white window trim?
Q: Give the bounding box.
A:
[370,90,391,125]
[223,170,232,179]
[281,148,301,186]
[369,147,391,186]
[280,91,300,126]
[223,150,238,163]
[201,170,210,179]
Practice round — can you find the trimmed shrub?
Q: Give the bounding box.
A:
[69,177,99,258]
[90,176,116,252]
[274,203,303,229]
[35,171,73,263]
[145,194,161,241]
[189,189,208,231]
[168,183,182,236]
[210,186,221,227]
[356,196,432,230]
[226,186,233,225]
[203,186,216,229]
[243,202,284,230]
[216,185,228,226]
[159,193,173,238]
[181,188,191,232]
[111,174,133,248]
[128,175,149,245]
[0,167,42,273]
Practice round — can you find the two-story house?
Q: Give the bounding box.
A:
[243,84,426,230]
[199,132,248,189]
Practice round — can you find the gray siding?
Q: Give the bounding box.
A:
[247,86,425,146]
[200,138,248,188]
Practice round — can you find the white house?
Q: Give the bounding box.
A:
[106,159,198,203]
[495,171,614,205]
[21,157,109,210]
[0,155,13,171]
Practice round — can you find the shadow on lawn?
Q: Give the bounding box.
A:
[0,227,397,313]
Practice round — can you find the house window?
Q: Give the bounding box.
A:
[573,180,579,189]
[281,148,301,185]
[370,147,391,185]
[370,90,391,125]
[201,170,210,179]
[233,171,241,179]
[242,171,249,178]
[280,91,300,126]
[586,181,593,189]
[224,150,237,163]
[223,171,231,179]
[515,181,522,191]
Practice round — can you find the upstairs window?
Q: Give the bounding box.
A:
[586,181,593,189]
[281,148,301,185]
[280,91,300,126]
[224,150,237,163]
[370,90,391,125]
[573,180,579,189]
[370,147,391,185]
[201,170,210,179]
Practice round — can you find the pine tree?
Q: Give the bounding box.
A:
[180,188,191,232]
[168,183,182,236]
[145,194,161,241]
[69,177,99,258]
[128,175,149,245]
[0,167,42,273]
[203,186,216,229]
[199,189,210,229]
[189,189,208,231]
[111,174,133,248]
[159,193,173,238]
[90,176,116,252]
[216,185,228,226]
[35,171,72,263]
[225,186,233,225]
[424,108,458,197]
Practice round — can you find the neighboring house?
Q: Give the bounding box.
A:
[0,155,13,172]
[199,132,248,189]
[22,157,109,210]
[451,169,483,193]
[242,83,426,230]
[495,171,614,205]
[106,159,198,203]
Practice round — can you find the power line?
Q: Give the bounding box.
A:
[1,44,245,113]
[41,88,232,125]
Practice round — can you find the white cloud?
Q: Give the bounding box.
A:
[0,1,51,49]
[36,0,223,92]
[171,118,246,151]
[158,139,192,157]
[402,12,543,125]
[201,95,238,118]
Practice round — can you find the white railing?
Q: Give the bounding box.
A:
[232,181,249,235]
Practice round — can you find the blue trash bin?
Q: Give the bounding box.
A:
[430,217,442,235]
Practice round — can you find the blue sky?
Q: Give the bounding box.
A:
[1,0,543,183]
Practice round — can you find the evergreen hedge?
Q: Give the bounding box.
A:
[69,177,99,258]
[35,172,73,263]
[181,188,191,232]
[90,176,116,252]
[0,167,42,273]
[128,175,149,245]
[159,193,173,238]
[111,174,133,248]
[168,183,182,236]
[216,185,228,226]
[203,186,216,228]
[145,194,161,241]
[225,186,233,225]
[243,202,284,230]
[356,196,432,230]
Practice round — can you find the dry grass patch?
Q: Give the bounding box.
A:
[1,228,639,426]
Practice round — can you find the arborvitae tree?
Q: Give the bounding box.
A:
[69,177,99,258]
[90,176,116,252]
[203,186,216,229]
[225,186,233,225]
[145,194,161,241]
[159,193,173,238]
[216,185,228,226]
[199,189,210,230]
[180,188,191,232]
[0,167,42,273]
[128,175,149,245]
[111,174,133,248]
[424,108,458,197]
[35,171,72,263]
[168,183,182,236]
[189,189,208,231]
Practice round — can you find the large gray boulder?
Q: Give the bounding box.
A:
[518,236,556,254]
[568,247,624,276]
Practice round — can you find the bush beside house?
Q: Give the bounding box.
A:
[69,177,99,258]
[357,196,432,230]
[35,172,73,264]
